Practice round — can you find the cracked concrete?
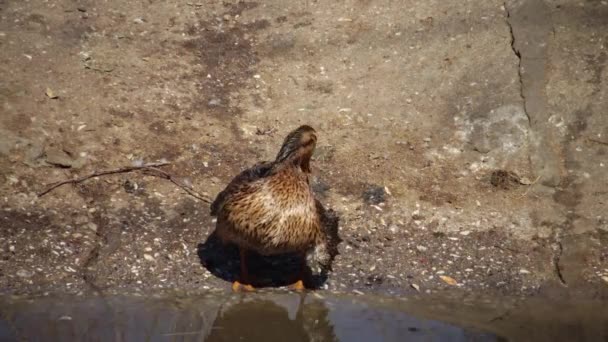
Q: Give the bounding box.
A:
[0,0,607,299]
[505,0,562,187]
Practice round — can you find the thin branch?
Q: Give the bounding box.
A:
[586,138,608,146]
[144,167,211,203]
[516,175,542,199]
[37,162,212,203]
[38,162,170,197]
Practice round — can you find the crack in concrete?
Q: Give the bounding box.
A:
[552,238,567,285]
[78,216,110,294]
[502,0,563,187]
[504,6,566,283]
[80,243,103,292]
[503,2,529,124]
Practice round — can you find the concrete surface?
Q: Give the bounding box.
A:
[0,0,607,298]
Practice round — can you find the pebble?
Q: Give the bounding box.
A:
[601,276,608,284]
[416,245,428,252]
[519,269,530,274]
[17,269,33,278]
[87,222,98,232]
[143,254,155,261]
[9,245,15,252]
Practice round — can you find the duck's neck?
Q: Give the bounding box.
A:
[274,153,312,175]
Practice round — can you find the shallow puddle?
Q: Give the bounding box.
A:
[0,291,606,341]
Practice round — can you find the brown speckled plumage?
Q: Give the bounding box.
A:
[210,125,332,289]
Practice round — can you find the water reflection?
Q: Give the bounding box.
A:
[0,293,497,342]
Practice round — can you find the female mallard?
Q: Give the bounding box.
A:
[210,125,332,291]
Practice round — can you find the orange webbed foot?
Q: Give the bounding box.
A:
[232,281,255,292]
[288,280,306,292]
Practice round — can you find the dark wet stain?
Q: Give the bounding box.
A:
[262,33,297,57]
[305,79,334,94]
[59,18,93,46]
[223,1,259,16]
[311,176,330,197]
[584,51,606,95]
[567,107,592,141]
[362,185,386,205]
[183,3,268,118]
[490,170,521,190]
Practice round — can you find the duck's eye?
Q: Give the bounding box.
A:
[302,139,315,147]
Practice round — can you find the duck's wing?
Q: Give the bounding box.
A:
[210,161,274,216]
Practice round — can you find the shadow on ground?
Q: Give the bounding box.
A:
[197,203,341,289]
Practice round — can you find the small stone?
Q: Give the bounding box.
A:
[440,275,458,285]
[17,269,33,278]
[208,98,221,106]
[133,17,146,24]
[58,315,72,321]
[143,254,155,261]
[87,222,98,232]
[45,88,58,99]
[9,245,15,252]
[45,148,71,167]
[459,230,471,236]
[519,269,530,274]
[411,283,420,292]
[416,245,428,252]
[600,276,608,284]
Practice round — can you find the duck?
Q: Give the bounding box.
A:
[210,125,335,291]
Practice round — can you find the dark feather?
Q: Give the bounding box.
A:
[210,161,273,216]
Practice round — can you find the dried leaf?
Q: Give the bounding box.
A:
[45,88,58,99]
[440,275,458,286]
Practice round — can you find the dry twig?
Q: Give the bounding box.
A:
[516,175,542,199]
[586,138,608,146]
[38,162,212,203]
[144,167,211,203]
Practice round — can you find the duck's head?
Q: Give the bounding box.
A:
[275,125,317,172]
